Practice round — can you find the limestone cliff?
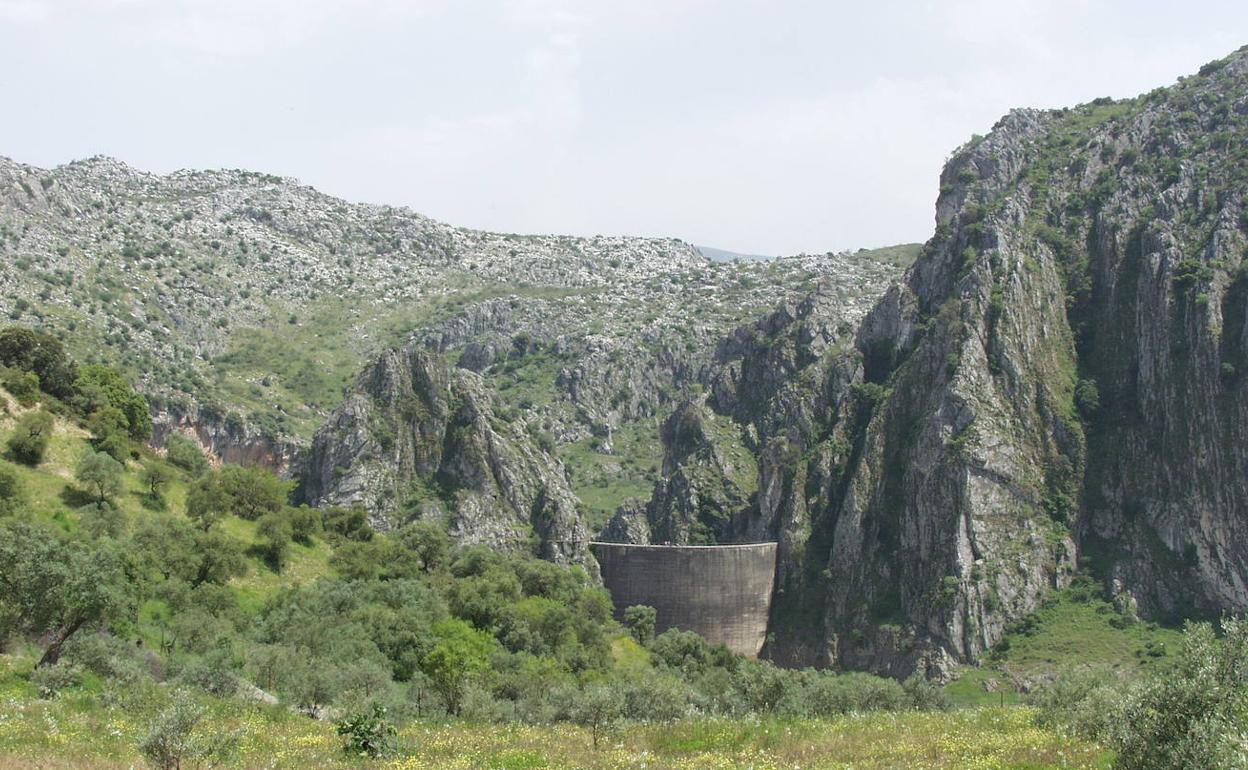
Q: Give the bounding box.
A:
[296,344,593,569]
[633,46,1248,678]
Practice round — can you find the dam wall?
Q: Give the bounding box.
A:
[590,541,778,657]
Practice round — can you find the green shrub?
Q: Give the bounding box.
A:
[1111,619,1248,770]
[0,326,77,398]
[74,364,151,441]
[139,691,236,770]
[6,410,53,466]
[30,661,80,698]
[623,604,657,644]
[78,501,125,538]
[254,510,293,571]
[288,505,323,545]
[165,434,208,477]
[0,460,25,516]
[570,683,624,750]
[1031,667,1123,740]
[1075,378,1101,418]
[335,703,397,758]
[804,671,909,716]
[1,368,40,406]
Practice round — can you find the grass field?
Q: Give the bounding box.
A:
[0,674,1109,770]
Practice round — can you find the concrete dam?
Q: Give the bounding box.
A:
[590,541,779,657]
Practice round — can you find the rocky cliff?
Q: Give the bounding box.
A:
[621,46,1248,678]
[296,344,593,569]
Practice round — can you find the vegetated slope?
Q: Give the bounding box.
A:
[0,155,909,510]
[614,46,1248,679]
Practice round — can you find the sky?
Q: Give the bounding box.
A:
[0,1,1245,255]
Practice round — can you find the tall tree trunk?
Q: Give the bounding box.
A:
[37,617,85,668]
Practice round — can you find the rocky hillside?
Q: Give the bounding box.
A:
[0,155,908,497]
[609,46,1248,678]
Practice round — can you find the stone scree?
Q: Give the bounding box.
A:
[590,541,778,657]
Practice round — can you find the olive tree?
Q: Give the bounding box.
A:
[0,520,131,667]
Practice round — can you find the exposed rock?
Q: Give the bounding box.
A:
[296,344,594,570]
[634,46,1248,679]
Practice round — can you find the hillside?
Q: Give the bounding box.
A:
[0,157,907,454]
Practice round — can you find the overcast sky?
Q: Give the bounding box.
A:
[0,1,1244,255]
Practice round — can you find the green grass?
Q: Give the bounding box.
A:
[563,421,663,529]
[946,584,1184,707]
[0,663,1110,770]
[852,243,923,268]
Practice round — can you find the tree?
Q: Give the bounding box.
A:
[287,505,323,545]
[141,461,174,503]
[0,326,77,398]
[0,368,40,406]
[570,683,624,750]
[0,520,131,667]
[396,519,451,573]
[623,605,657,645]
[6,410,53,466]
[87,405,131,461]
[255,510,293,572]
[164,434,208,477]
[74,364,151,441]
[185,474,230,531]
[76,448,125,503]
[216,464,290,520]
[0,460,25,516]
[130,515,248,588]
[422,618,497,715]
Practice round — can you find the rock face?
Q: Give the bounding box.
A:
[625,46,1248,678]
[297,344,593,569]
[151,401,301,475]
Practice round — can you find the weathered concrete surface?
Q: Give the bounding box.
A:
[591,541,778,657]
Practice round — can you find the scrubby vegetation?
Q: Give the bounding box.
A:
[0,341,1109,769]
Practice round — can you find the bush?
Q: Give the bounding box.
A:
[255,510,293,571]
[175,652,239,697]
[75,364,151,441]
[30,661,80,698]
[288,505,323,545]
[0,460,25,516]
[139,691,235,770]
[1031,668,1123,740]
[335,703,397,758]
[619,672,691,722]
[804,672,909,716]
[1,368,40,406]
[570,684,624,749]
[1075,378,1101,418]
[0,326,77,398]
[623,605,657,645]
[902,672,952,711]
[165,434,208,477]
[6,410,53,466]
[1111,619,1248,770]
[78,501,125,538]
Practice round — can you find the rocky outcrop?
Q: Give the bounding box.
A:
[641,400,758,545]
[296,345,594,570]
[151,401,301,475]
[632,46,1248,679]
